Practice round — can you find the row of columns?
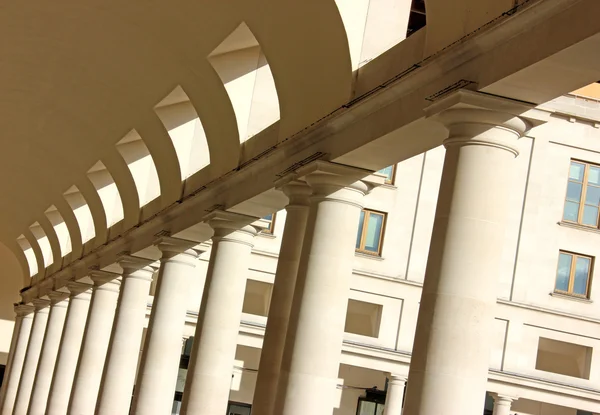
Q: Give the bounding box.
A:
[0,90,531,415]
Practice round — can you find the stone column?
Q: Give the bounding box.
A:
[275,161,379,415]
[131,237,199,415]
[252,181,311,415]
[12,299,50,415]
[45,282,92,415]
[95,256,155,415]
[180,211,260,415]
[68,271,121,415]
[0,305,34,415]
[383,375,407,415]
[402,90,531,415]
[492,394,517,415]
[26,292,69,415]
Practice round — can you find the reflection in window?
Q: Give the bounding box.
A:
[563,160,600,227]
[261,213,276,234]
[555,251,593,298]
[356,210,386,256]
[377,165,396,185]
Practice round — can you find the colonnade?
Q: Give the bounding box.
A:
[0,91,530,415]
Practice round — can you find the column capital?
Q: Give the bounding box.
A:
[14,303,35,316]
[204,210,262,246]
[294,161,384,208]
[154,235,203,262]
[66,281,93,300]
[32,298,51,311]
[388,374,407,385]
[47,291,70,306]
[425,90,541,156]
[89,270,121,287]
[117,254,157,281]
[490,393,518,404]
[277,180,312,208]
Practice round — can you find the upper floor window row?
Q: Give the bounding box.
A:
[555,251,593,298]
[563,160,600,227]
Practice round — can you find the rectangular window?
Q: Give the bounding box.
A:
[555,251,593,298]
[563,160,600,227]
[377,165,396,185]
[355,209,386,256]
[261,213,276,234]
[536,337,592,379]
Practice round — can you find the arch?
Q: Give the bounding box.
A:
[19,232,42,278]
[101,149,141,229]
[75,177,108,246]
[154,86,211,180]
[64,185,96,246]
[45,205,73,260]
[135,113,183,207]
[87,161,125,228]
[6,240,30,286]
[53,197,83,261]
[37,216,63,273]
[208,23,281,144]
[116,130,162,209]
[28,222,54,270]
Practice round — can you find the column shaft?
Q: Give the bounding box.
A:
[95,260,154,415]
[68,275,120,415]
[26,295,69,415]
[45,284,91,415]
[180,213,258,415]
[403,93,529,415]
[0,306,34,415]
[275,165,372,415]
[252,182,310,415]
[12,300,50,415]
[383,375,406,415]
[131,241,198,415]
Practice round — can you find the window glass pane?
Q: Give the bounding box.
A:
[566,182,583,202]
[356,210,365,249]
[556,253,572,292]
[263,213,273,221]
[364,213,384,253]
[358,400,377,415]
[570,162,585,181]
[563,201,580,222]
[588,166,600,185]
[376,403,385,415]
[586,186,600,206]
[378,166,394,183]
[574,257,591,296]
[582,205,599,226]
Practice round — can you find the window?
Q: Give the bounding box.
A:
[357,389,386,415]
[356,210,386,255]
[535,337,592,379]
[377,165,396,185]
[563,160,600,227]
[227,402,251,415]
[345,299,383,338]
[261,213,276,234]
[555,251,593,298]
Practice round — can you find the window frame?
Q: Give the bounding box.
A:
[261,213,276,235]
[554,250,593,298]
[355,209,387,256]
[563,160,600,228]
[378,165,396,185]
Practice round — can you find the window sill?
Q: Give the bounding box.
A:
[549,292,593,304]
[257,233,276,239]
[354,252,384,261]
[380,183,397,190]
[558,221,600,235]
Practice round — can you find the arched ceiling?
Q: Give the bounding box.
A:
[0,0,354,274]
